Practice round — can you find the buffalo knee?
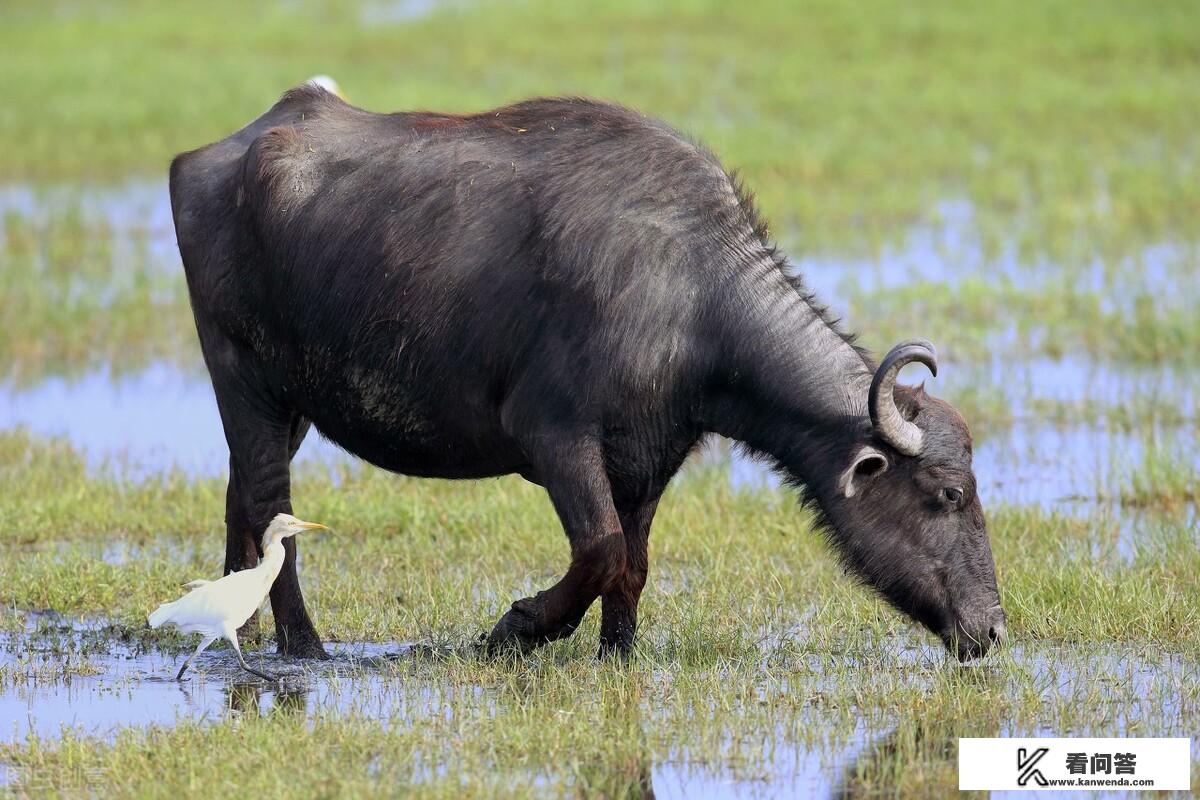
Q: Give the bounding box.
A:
[575,533,627,594]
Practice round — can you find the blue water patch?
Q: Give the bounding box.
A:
[0,363,350,479]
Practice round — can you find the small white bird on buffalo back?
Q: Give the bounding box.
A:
[148,513,329,680]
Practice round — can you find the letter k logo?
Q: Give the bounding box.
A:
[1017,747,1050,787]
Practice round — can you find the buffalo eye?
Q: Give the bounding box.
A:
[943,487,964,504]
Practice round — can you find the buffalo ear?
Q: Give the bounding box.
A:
[839,445,889,498]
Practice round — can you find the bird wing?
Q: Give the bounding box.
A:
[149,569,271,633]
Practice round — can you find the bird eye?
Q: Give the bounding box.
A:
[943,487,964,504]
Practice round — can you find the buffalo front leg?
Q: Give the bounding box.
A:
[486,441,627,654]
[598,497,660,658]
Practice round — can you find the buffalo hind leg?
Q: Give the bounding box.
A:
[225,414,313,647]
[217,379,326,660]
[598,496,660,658]
[486,440,626,654]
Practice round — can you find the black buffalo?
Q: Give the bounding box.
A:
[169,82,1005,661]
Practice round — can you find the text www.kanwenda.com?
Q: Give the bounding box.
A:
[1044,778,1155,787]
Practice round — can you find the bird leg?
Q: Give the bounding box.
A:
[177,635,217,681]
[226,630,276,681]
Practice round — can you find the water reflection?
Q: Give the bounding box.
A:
[831,724,958,799]
[225,681,308,718]
[833,727,902,799]
[0,614,412,743]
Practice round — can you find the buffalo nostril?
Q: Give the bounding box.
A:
[988,622,1006,643]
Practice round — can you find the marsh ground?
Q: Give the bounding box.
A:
[1,0,1198,797]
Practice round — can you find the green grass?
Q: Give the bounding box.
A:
[2,0,1199,259]
[1117,442,1200,510]
[3,0,1200,377]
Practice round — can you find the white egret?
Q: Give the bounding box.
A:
[306,74,343,98]
[148,513,329,681]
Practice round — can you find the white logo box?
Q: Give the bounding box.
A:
[959,737,1191,791]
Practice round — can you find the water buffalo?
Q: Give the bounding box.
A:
[169,81,1005,661]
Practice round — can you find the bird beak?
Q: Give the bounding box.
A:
[297,521,330,531]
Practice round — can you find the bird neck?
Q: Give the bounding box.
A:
[258,537,288,576]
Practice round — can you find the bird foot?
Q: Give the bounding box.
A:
[242,666,278,682]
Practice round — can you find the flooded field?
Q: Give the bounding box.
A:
[2,611,1196,796]
[2,0,1199,794]
[2,176,1197,795]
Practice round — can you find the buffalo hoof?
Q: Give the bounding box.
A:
[484,598,544,655]
[596,636,635,661]
[276,631,330,660]
[598,616,636,659]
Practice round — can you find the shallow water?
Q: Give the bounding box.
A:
[792,198,1198,317]
[716,421,1199,514]
[949,357,1198,419]
[0,613,874,796]
[0,180,177,268]
[0,616,412,744]
[0,362,349,479]
[1,613,1194,797]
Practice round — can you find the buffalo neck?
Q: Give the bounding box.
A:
[702,267,873,491]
